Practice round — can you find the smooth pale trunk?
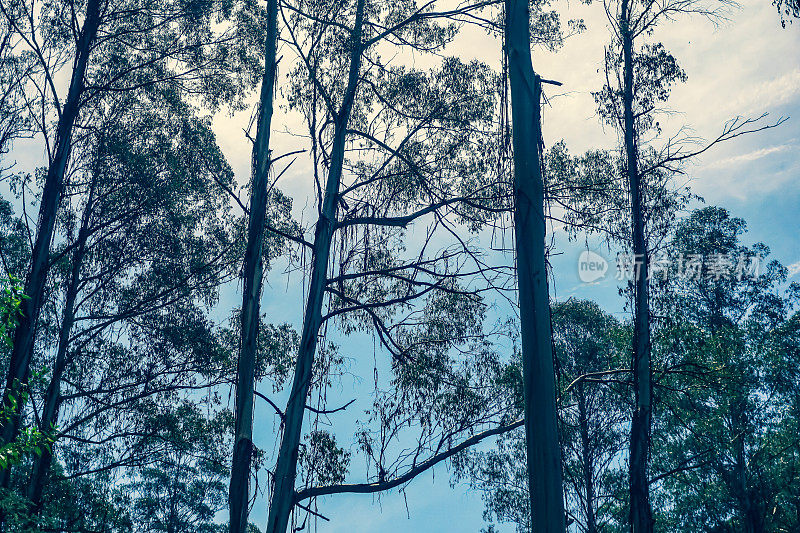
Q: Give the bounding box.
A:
[505,0,566,530]
[264,2,365,532]
[620,4,653,531]
[228,0,279,531]
[0,0,102,496]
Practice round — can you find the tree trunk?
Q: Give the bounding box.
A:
[731,398,763,533]
[263,2,364,532]
[0,0,102,494]
[505,0,565,530]
[578,383,597,533]
[228,0,279,531]
[25,167,97,511]
[620,2,653,530]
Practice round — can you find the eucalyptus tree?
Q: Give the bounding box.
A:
[228,0,281,529]
[126,402,233,533]
[590,0,785,525]
[457,300,630,533]
[258,1,524,530]
[649,207,800,533]
[0,78,295,530]
[505,0,566,526]
[293,295,522,522]
[0,0,261,474]
[12,87,237,517]
[554,300,629,533]
[597,32,685,533]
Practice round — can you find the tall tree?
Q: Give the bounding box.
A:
[264,0,509,530]
[228,0,280,529]
[5,81,281,527]
[0,0,255,488]
[619,4,653,524]
[554,300,628,533]
[0,0,103,486]
[594,0,753,526]
[263,2,367,530]
[505,0,565,528]
[651,207,800,533]
[457,300,629,533]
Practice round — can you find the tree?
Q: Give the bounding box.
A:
[554,300,629,533]
[128,402,232,533]
[0,69,299,531]
[0,0,104,480]
[649,207,800,533]
[0,0,257,491]
[228,0,281,529]
[264,1,508,531]
[0,16,30,168]
[505,0,566,528]
[458,300,629,533]
[591,0,772,526]
[263,1,367,529]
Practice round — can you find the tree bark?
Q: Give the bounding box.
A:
[731,396,764,533]
[228,1,279,531]
[0,0,102,493]
[263,2,364,532]
[505,0,565,530]
[620,1,653,530]
[25,165,97,511]
[578,383,597,533]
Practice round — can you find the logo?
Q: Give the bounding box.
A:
[578,250,609,283]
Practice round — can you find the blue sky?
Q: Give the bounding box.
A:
[214,0,800,530]
[216,0,799,530]
[4,0,799,530]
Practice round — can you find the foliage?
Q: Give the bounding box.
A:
[458,300,630,533]
[0,1,795,532]
[0,278,53,474]
[649,207,800,532]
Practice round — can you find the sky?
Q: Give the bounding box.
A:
[211,0,800,531]
[205,0,800,530]
[3,0,799,530]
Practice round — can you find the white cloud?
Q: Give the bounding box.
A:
[737,69,800,113]
[703,143,796,169]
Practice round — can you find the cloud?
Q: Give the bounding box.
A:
[741,69,800,112]
[703,143,796,169]
[788,261,800,277]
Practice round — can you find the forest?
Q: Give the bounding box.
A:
[0,0,798,531]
